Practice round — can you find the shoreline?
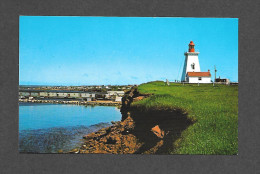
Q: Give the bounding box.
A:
[70,86,191,154]
[19,99,121,106]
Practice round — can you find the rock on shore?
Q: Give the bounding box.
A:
[74,114,143,154]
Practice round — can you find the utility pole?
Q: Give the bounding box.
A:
[214,65,217,82]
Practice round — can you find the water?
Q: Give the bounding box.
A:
[19,103,122,153]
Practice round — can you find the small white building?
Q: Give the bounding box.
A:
[68,92,80,98]
[186,72,211,83]
[116,91,125,96]
[81,93,90,98]
[39,92,48,97]
[86,97,92,102]
[57,92,68,98]
[107,91,125,97]
[115,96,122,102]
[181,41,212,83]
[19,91,30,97]
[81,93,95,98]
[48,92,58,97]
[105,94,110,99]
[31,92,40,97]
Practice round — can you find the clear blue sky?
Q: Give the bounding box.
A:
[19,17,238,85]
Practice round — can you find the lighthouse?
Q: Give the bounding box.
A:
[181,41,211,83]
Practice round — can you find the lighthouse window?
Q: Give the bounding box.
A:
[191,63,195,69]
[198,77,202,80]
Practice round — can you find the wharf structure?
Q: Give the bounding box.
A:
[19,89,124,102]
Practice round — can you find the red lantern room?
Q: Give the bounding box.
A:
[188,41,195,52]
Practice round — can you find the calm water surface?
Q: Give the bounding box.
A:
[19,103,122,153]
[19,103,121,130]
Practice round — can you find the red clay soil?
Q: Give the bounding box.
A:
[151,125,165,139]
[70,87,193,154]
[70,110,191,154]
[70,114,166,154]
[70,114,144,154]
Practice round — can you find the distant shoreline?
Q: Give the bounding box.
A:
[19,99,121,106]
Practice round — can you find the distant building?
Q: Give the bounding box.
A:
[49,92,58,97]
[39,91,48,97]
[31,92,39,97]
[19,91,30,96]
[215,77,230,85]
[19,90,98,100]
[86,97,92,102]
[95,92,107,100]
[107,91,125,97]
[57,92,68,98]
[18,88,127,102]
[115,96,122,102]
[181,41,211,83]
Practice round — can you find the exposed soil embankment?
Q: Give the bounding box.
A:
[72,87,193,154]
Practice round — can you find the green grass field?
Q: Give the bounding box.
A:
[132,81,238,155]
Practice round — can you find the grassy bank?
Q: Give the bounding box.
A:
[132,81,238,155]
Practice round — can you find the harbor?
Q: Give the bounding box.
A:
[18,88,127,106]
[19,98,121,106]
[19,102,122,153]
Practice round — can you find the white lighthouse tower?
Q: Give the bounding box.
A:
[181,41,211,83]
[181,41,201,82]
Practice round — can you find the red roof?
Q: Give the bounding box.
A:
[187,72,211,77]
[189,41,195,46]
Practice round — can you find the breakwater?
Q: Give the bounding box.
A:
[19,99,121,106]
